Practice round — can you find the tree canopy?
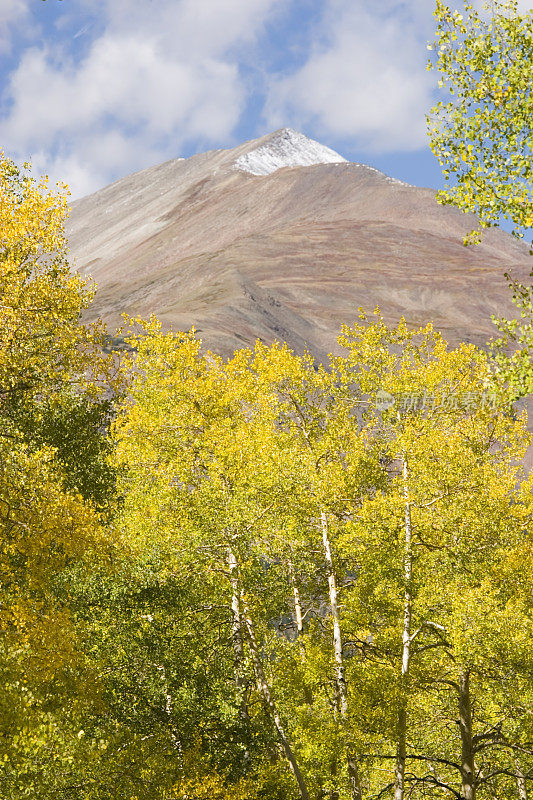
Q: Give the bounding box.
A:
[428,0,533,242]
[102,314,532,800]
[0,152,118,797]
[1,21,532,792]
[427,0,533,398]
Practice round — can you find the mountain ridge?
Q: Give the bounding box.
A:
[67,128,531,358]
[66,129,532,463]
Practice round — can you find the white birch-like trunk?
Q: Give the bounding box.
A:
[228,547,250,766]
[394,458,412,800]
[241,594,311,800]
[321,510,363,800]
[159,664,181,755]
[516,759,528,800]
[289,558,313,704]
[321,510,348,715]
[228,547,246,683]
[458,670,476,800]
[289,559,304,642]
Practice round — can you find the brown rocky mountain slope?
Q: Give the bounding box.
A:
[67,129,531,461]
[67,128,531,361]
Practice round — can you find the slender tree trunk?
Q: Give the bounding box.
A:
[228,547,250,765]
[516,759,528,800]
[289,558,313,704]
[394,703,408,800]
[458,670,476,800]
[394,459,412,800]
[159,664,182,755]
[228,547,246,685]
[321,510,363,800]
[241,593,311,800]
[289,559,305,645]
[321,511,347,716]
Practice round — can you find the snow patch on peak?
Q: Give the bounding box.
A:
[233,128,347,177]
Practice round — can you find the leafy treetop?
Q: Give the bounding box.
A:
[428,0,533,243]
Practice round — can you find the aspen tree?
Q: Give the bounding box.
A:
[0,153,114,796]
[0,152,106,615]
[109,313,531,800]
[394,458,412,800]
[113,322,311,799]
[0,153,107,407]
[249,343,386,800]
[428,0,533,397]
[335,312,532,800]
[428,0,533,241]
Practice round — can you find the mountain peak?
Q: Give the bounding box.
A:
[233,128,347,176]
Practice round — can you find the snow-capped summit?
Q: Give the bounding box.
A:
[233,128,347,176]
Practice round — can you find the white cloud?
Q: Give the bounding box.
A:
[265,0,435,153]
[0,0,29,53]
[5,0,529,196]
[0,0,280,197]
[29,131,167,199]
[100,0,282,58]
[4,37,243,146]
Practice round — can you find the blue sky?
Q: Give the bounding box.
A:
[0,0,530,199]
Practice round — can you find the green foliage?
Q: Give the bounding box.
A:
[428,0,533,240]
[105,313,532,800]
[428,0,533,399]
[2,145,531,798]
[3,389,117,512]
[0,153,118,796]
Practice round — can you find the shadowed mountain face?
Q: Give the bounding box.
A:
[66,128,532,460]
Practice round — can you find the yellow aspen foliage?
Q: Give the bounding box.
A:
[0,151,109,631]
[0,151,108,408]
[0,439,101,657]
[428,2,533,398]
[0,153,110,778]
[428,0,533,240]
[170,746,261,800]
[109,312,532,800]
